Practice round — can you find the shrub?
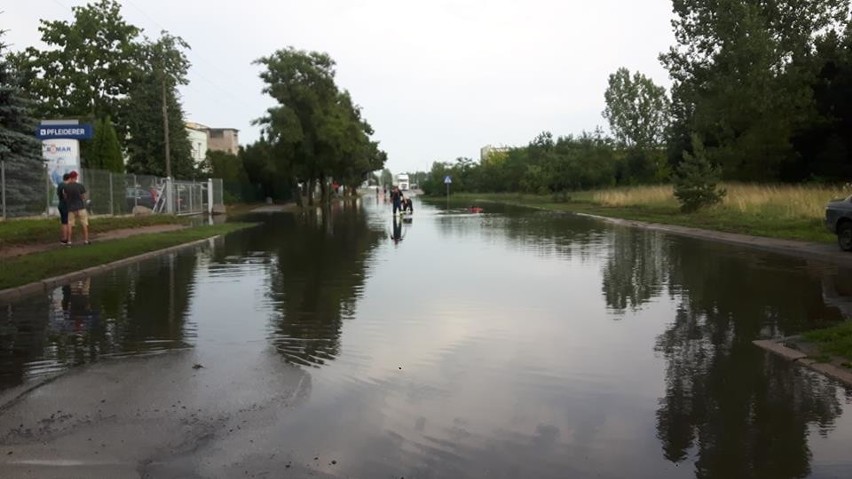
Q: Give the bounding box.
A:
[673,135,726,212]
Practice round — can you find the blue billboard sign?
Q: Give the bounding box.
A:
[35,123,94,140]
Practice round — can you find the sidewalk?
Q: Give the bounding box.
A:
[0,224,186,259]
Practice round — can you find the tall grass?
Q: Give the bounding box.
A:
[593,183,850,220]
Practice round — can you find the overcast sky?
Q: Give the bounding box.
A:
[8,0,675,174]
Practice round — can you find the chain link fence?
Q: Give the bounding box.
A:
[0,162,225,219]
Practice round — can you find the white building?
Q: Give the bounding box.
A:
[185,122,209,166]
[480,144,510,162]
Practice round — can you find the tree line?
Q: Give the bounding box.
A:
[1,0,385,210]
[421,1,852,208]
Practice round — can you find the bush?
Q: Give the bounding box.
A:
[673,135,726,212]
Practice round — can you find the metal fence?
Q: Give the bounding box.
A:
[0,162,225,219]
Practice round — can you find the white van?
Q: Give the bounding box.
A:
[397,174,410,191]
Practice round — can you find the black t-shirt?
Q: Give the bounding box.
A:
[63,182,87,211]
[390,190,402,202]
[56,183,67,208]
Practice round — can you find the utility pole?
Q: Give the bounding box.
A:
[162,75,171,179]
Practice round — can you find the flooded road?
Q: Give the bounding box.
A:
[1,198,851,478]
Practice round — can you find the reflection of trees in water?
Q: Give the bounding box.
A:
[0,299,50,390]
[601,227,669,313]
[655,305,842,478]
[651,239,846,478]
[435,209,608,261]
[0,251,198,391]
[267,203,382,367]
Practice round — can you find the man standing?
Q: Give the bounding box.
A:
[63,171,90,245]
[390,186,403,215]
[57,173,70,244]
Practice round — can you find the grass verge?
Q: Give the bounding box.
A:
[0,222,256,290]
[0,215,187,248]
[802,322,852,364]
[442,190,837,244]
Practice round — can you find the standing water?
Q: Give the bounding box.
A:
[1,198,851,478]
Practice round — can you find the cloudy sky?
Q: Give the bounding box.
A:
[8,0,675,174]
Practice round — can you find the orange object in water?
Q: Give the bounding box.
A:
[469,207,484,213]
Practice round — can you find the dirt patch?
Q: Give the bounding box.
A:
[0,224,187,259]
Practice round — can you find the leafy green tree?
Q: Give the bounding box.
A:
[124,33,193,178]
[380,168,393,187]
[789,26,852,181]
[87,116,124,172]
[603,68,669,149]
[11,0,141,134]
[660,0,850,180]
[0,31,43,216]
[255,48,339,205]
[205,150,251,203]
[673,135,726,212]
[255,47,385,205]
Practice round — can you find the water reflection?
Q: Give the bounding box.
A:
[0,251,199,390]
[2,201,852,478]
[596,225,852,476]
[266,204,383,367]
[656,304,843,478]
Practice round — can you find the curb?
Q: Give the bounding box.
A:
[0,236,220,304]
[576,212,852,265]
[473,199,850,265]
[753,338,852,387]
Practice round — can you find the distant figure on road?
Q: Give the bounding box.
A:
[390,186,403,215]
[63,171,90,245]
[57,173,70,244]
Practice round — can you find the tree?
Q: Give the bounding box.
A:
[380,168,393,187]
[87,116,124,172]
[0,31,43,217]
[205,150,252,203]
[660,0,850,180]
[603,68,669,149]
[673,135,726,212]
[255,47,386,205]
[124,32,193,178]
[11,0,141,136]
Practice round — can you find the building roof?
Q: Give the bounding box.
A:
[185,121,209,131]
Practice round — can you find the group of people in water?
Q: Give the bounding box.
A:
[378,185,413,215]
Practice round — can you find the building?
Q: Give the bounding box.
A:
[185,122,209,166]
[207,128,240,155]
[480,144,510,163]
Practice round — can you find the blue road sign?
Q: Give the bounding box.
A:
[35,123,94,140]
[444,175,452,184]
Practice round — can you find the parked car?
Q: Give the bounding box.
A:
[126,187,156,210]
[825,195,852,251]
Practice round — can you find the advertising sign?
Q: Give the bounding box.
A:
[43,139,81,208]
[36,123,93,140]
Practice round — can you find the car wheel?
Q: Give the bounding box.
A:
[839,221,852,252]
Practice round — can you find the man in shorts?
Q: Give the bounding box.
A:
[63,171,90,245]
[57,173,70,244]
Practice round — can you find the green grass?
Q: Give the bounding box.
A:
[802,322,852,363]
[442,192,836,244]
[0,222,256,290]
[0,215,187,248]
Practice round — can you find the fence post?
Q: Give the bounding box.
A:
[1,160,6,220]
[45,163,50,216]
[109,172,114,216]
[207,178,214,215]
[166,177,174,214]
[189,181,194,214]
